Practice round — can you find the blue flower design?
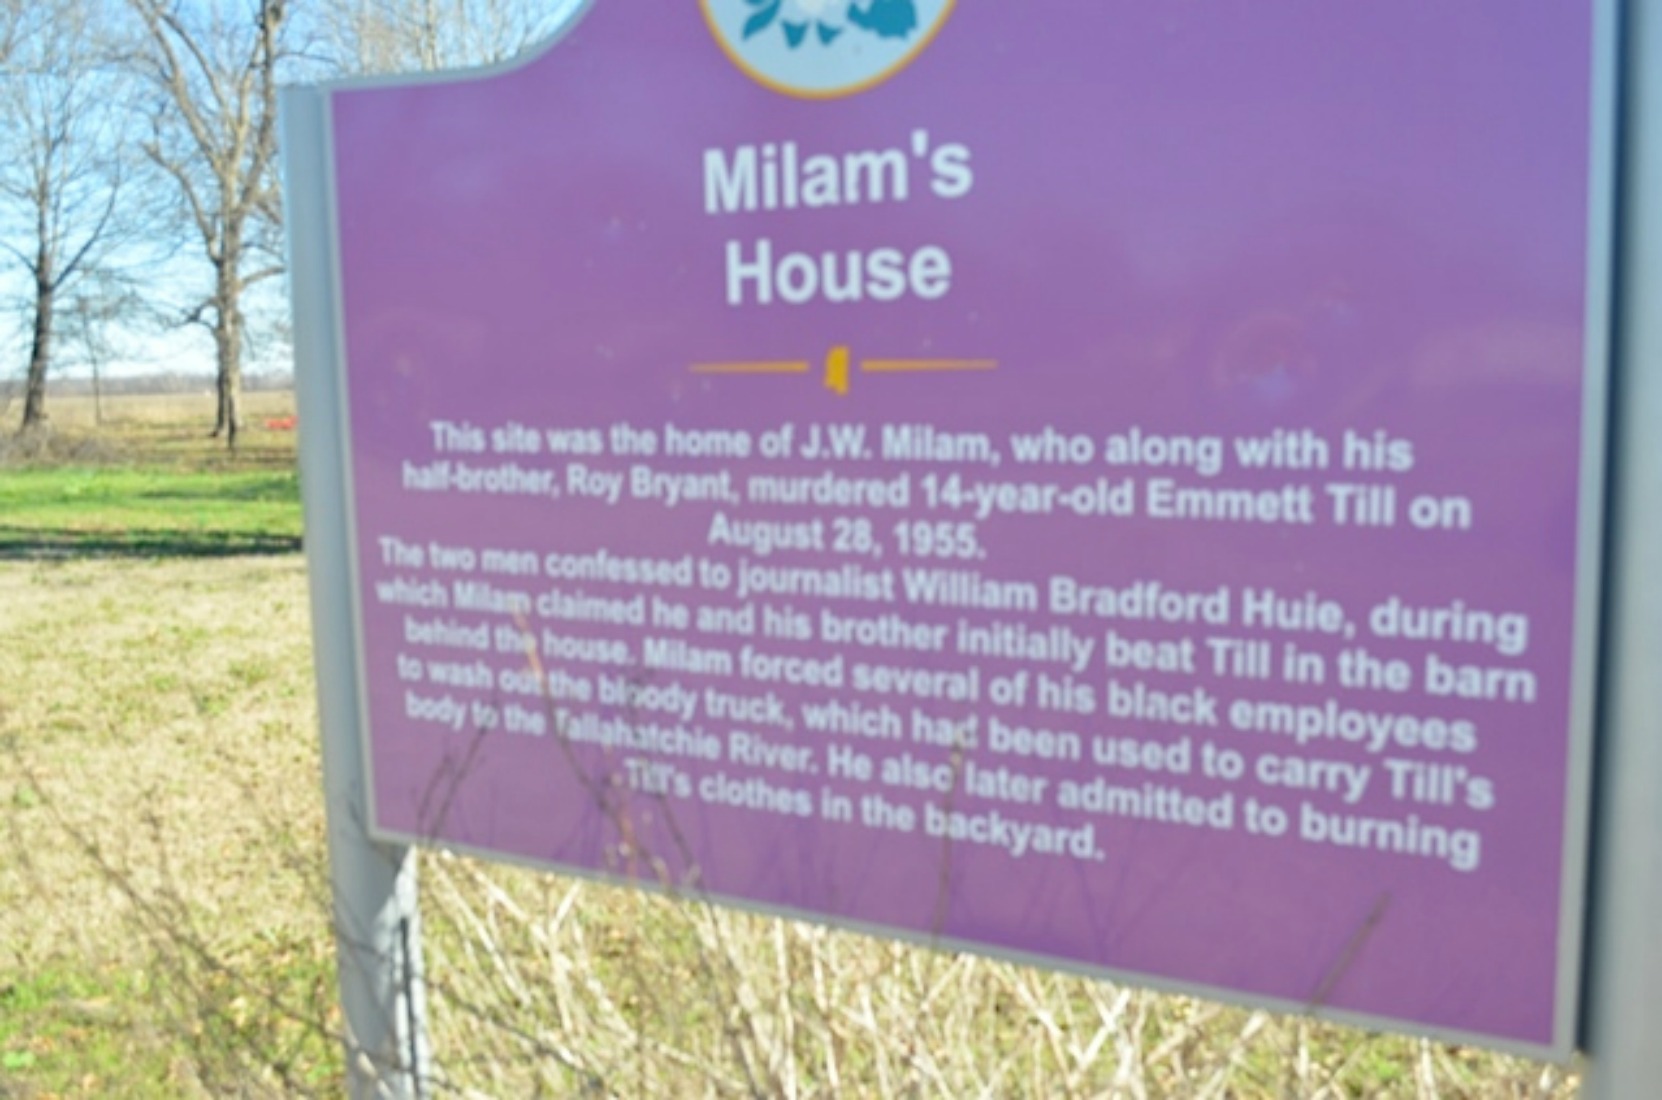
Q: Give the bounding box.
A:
[740,0,919,50]
[848,0,918,39]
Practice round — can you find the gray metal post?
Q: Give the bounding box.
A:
[1583,1,1662,1093]
[280,84,432,1099]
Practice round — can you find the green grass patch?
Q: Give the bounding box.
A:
[0,962,184,1096]
[0,466,302,557]
[0,940,344,1098]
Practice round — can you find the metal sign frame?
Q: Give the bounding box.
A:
[278,3,1656,1092]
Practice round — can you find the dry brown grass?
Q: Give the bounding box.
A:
[3,390,298,469]
[20,390,295,430]
[0,555,336,1096]
[0,556,321,955]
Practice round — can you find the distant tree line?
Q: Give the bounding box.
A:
[0,0,567,446]
[16,367,294,397]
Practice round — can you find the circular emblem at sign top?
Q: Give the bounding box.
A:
[701,0,955,99]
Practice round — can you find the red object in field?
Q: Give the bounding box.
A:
[265,415,298,431]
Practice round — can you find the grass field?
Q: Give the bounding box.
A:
[1,393,333,1096]
[0,394,1585,1097]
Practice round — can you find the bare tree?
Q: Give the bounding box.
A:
[70,271,149,426]
[322,0,569,74]
[0,0,132,433]
[125,0,288,449]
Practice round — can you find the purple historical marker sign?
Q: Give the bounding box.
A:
[316,1,1611,1054]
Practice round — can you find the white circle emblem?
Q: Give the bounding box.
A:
[701,0,955,99]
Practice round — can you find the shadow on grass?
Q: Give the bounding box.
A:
[0,525,303,560]
[129,475,298,504]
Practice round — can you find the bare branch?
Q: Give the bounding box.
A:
[242,264,284,288]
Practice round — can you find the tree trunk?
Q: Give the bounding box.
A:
[209,259,243,449]
[20,268,54,433]
[214,318,243,450]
